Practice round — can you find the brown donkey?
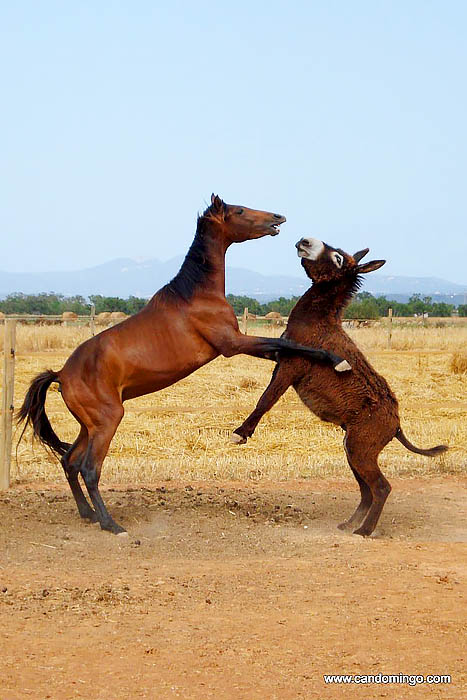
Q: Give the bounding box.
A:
[233,237,448,536]
[17,197,350,535]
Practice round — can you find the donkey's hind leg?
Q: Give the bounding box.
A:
[61,426,98,522]
[343,430,391,537]
[79,403,125,535]
[337,433,373,531]
[232,364,292,444]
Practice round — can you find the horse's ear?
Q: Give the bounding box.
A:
[357,259,386,274]
[353,248,369,263]
[211,194,224,212]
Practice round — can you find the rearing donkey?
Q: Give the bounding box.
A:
[232,237,448,536]
[17,197,350,535]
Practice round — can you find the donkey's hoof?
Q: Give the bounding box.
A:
[231,432,247,445]
[335,360,351,372]
[116,531,129,538]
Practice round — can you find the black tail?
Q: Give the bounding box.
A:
[395,427,448,457]
[16,370,71,458]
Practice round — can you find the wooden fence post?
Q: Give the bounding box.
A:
[1,320,16,490]
[387,308,393,349]
[90,304,96,336]
[242,307,248,335]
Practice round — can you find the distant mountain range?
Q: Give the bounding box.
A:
[1,257,466,305]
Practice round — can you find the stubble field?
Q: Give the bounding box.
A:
[1,321,466,698]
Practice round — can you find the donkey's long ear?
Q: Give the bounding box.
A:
[353,248,369,263]
[357,259,386,274]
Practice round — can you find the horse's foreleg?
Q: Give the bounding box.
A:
[218,332,350,371]
[232,364,292,444]
[79,404,126,535]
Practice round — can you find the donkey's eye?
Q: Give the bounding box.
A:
[237,208,244,215]
[330,252,344,268]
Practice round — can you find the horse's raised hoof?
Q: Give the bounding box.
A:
[335,360,352,372]
[231,432,247,445]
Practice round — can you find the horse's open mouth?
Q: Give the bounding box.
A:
[269,217,286,236]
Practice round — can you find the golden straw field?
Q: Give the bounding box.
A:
[10,320,467,485]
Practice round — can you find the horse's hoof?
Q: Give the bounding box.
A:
[116,531,129,537]
[335,360,351,372]
[231,433,247,445]
[337,521,352,531]
[353,526,370,537]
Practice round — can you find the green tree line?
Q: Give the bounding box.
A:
[0,291,464,318]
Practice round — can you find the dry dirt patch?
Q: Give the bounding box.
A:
[0,477,465,699]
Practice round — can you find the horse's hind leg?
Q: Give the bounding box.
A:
[343,430,391,537]
[79,403,125,535]
[61,426,97,522]
[337,434,373,531]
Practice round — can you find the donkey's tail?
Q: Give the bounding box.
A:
[395,427,448,457]
[16,370,71,458]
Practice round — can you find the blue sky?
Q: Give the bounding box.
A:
[1,1,466,284]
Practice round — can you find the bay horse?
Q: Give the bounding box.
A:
[17,195,350,535]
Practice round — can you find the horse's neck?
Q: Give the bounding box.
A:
[164,218,229,300]
[201,229,229,295]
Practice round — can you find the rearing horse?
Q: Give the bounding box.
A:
[18,195,350,535]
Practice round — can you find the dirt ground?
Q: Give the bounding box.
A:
[0,477,465,699]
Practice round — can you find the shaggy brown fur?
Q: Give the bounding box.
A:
[233,238,448,536]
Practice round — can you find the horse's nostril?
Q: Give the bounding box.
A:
[273,213,283,220]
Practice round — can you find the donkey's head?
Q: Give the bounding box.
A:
[203,194,286,243]
[295,237,386,283]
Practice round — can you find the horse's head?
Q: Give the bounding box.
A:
[204,194,286,243]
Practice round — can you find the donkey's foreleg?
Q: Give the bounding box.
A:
[232,365,292,444]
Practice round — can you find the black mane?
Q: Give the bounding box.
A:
[159,211,214,303]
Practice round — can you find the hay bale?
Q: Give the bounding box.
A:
[110,311,127,321]
[265,311,282,319]
[96,312,112,325]
[0,311,5,319]
[450,351,467,374]
[62,311,78,321]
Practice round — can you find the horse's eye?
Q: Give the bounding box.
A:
[237,208,244,215]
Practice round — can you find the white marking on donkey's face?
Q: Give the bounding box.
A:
[297,238,325,260]
[330,251,344,268]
